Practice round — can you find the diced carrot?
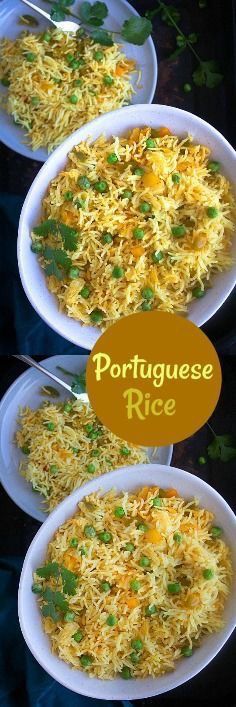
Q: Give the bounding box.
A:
[164,488,179,498]
[180,522,197,532]
[177,161,188,172]
[131,245,145,258]
[63,551,79,572]
[115,64,128,76]
[129,127,141,142]
[40,81,52,92]
[126,597,139,609]
[157,127,172,137]
[145,528,162,543]
[138,486,149,500]
[142,171,160,187]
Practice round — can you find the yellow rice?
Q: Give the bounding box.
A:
[33,485,232,679]
[31,126,236,328]
[0,28,135,152]
[16,399,148,512]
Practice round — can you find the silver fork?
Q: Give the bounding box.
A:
[13,355,88,402]
[20,0,80,34]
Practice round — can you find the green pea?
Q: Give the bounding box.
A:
[64,191,73,201]
[152,497,163,507]
[75,198,86,209]
[77,58,86,68]
[93,50,104,61]
[192,286,205,298]
[171,225,186,237]
[94,179,108,193]
[133,167,145,176]
[107,153,118,164]
[145,604,157,616]
[42,32,51,42]
[31,241,43,254]
[102,232,113,244]
[88,430,100,440]
[130,652,140,664]
[114,506,125,518]
[141,287,153,300]
[139,556,150,568]
[85,423,94,434]
[78,176,91,189]
[91,449,100,457]
[152,250,163,263]
[31,583,43,594]
[31,96,40,106]
[120,666,132,679]
[90,309,104,323]
[141,301,152,311]
[70,60,81,70]
[112,266,124,279]
[211,526,222,538]
[46,422,55,431]
[103,74,114,85]
[74,79,82,87]
[136,522,148,532]
[66,53,74,64]
[120,446,130,456]
[25,52,36,62]
[84,525,96,538]
[130,579,141,593]
[64,403,72,413]
[131,638,143,652]
[64,611,75,622]
[207,206,218,218]
[106,614,117,626]
[80,285,91,299]
[124,542,135,552]
[72,630,83,642]
[70,94,78,104]
[198,455,207,465]
[183,83,192,93]
[1,76,10,87]
[146,138,156,149]
[50,465,58,474]
[167,582,182,594]
[80,654,93,667]
[181,646,192,657]
[172,173,180,183]
[139,201,151,213]
[98,531,112,543]
[121,189,133,199]
[87,463,96,474]
[208,161,220,173]
[70,537,78,548]
[173,532,182,543]
[133,227,144,240]
[80,546,87,556]
[202,568,214,580]
[100,581,111,592]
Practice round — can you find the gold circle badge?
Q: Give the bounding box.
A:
[86,312,222,446]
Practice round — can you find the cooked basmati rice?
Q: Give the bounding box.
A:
[33,485,232,680]
[31,126,236,328]
[16,399,148,512]
[0,28,135,152]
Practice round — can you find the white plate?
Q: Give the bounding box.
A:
[18,463,236,700]
[0,355,172,522]
[0,0,157,161]
[18,103,236,349]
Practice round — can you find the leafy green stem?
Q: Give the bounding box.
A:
[157,1,201,63]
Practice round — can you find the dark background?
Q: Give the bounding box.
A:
[0,0,236,353]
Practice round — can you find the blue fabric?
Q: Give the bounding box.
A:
[0,557,132,707]
[0,193,88,354]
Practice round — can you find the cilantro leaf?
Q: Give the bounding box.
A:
[91,28,113,46]
[33,220,57,237]
[121,17,152,45]
[193,60,223,88]
[71,371,86,394]
[50,7,66,22]
[207,434,236,462]
[42,601,60,621]
[79,1,108,26]
[41,588,69,622]
[61,565,78,595]
[58,223,79,251]
[36,562,60,579]
[44,247,72,280]
[160,4,181,26]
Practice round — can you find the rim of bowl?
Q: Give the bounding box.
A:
[18,464,236,700]
[18,104,236,348]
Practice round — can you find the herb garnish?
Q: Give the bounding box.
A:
[43,247,72,280]
[18,14,39,27]
[207,425,236,462]
[56,366,86,394]
[35,562,79,621]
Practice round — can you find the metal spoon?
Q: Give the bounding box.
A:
[13,355,88,402]
[20,0,80,34]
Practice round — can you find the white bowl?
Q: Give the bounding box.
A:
[0,0,157,161]
[0,356,172,522]
[18,463,236,700]
[18,104,236,349]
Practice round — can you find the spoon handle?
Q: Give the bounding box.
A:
[13,355,80,399]
[20,0,58,27]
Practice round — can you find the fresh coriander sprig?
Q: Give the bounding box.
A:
[207,424,236,462]
[42,0,152,46]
